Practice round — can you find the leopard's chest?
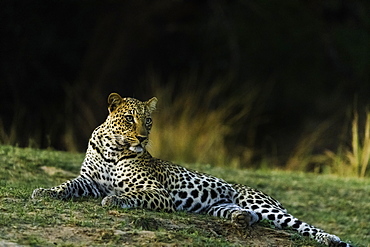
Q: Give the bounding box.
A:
[82,151,147,195]
[104,160,147,193]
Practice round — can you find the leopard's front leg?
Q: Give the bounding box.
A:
[102,189,176,212]
[32,175,103,200]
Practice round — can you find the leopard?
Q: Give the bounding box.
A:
[32,93,352,247]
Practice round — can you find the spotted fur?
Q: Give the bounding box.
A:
[32,93,352,247]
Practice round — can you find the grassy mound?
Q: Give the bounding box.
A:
[0,146,368,246]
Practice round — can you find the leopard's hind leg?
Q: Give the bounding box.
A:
[232,184,352,247]
[205,202,260,228]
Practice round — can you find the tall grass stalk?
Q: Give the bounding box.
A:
[323,111,370,177]
[146,74,263,168]
[347,111,370,177]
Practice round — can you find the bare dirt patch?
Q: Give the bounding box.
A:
[1,215,306,247]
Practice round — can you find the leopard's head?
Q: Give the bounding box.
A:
[106,93,157,153]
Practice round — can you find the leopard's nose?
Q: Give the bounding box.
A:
[136,136,147,143]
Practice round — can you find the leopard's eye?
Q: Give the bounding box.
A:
[145,117,152,125]
[125,115,134,122]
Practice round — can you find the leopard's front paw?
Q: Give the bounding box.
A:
[32,188,47,198]
[32,188,58,199]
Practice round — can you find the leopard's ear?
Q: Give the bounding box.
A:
[146,97,158,113]
[108,93,123,113]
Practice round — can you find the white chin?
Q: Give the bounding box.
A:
[129,146,144,153]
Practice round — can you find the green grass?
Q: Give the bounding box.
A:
[0,145,369,246]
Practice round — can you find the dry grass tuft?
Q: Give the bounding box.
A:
[146,75,263,168]
[324,111,370,177]
[289,110,370,177]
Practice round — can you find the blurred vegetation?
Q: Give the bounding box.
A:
[0,0,369,175]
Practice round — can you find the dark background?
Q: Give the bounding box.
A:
[1,0,369,167]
